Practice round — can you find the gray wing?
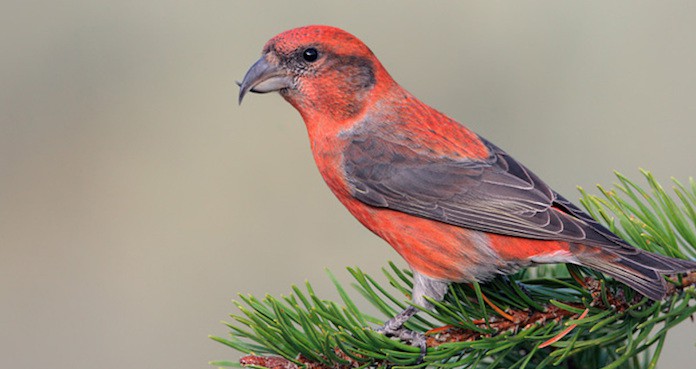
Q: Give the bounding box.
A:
[343,134,628,248]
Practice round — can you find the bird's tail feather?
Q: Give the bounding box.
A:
[574,247,696,300]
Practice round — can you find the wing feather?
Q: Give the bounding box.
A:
[343,133,629,249]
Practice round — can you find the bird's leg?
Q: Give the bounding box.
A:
[377,306,426,359]
[375,270,450,362]
[378,305,419,334]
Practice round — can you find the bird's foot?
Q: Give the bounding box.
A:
[376,325,426,362]
[376,306,427,363]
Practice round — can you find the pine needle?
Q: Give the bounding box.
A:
[213,171,696,369]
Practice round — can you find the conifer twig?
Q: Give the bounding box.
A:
[212,171,696,369]
[236,271,696,369]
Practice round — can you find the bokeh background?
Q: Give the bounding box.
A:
[1,1,695,368]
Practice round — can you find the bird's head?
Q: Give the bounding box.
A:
[239,25,394,122]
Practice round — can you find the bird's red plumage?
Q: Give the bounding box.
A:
[275,27,558,283]
[239,25,696,302]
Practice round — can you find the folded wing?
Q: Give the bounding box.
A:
[344,134,627,249]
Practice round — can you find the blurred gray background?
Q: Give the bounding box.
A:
[1,1,695,368]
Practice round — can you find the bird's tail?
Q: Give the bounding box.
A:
[572,245,696,300]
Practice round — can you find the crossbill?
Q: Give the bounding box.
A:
[238,25,696,347]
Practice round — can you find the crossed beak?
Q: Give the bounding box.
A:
[238,56,293,104]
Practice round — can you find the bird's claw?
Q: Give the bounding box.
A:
[376,325,427,363]
[376,306,427,363]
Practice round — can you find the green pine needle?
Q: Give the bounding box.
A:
[213,171,696,369]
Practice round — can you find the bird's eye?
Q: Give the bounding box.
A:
[302,48,319,62]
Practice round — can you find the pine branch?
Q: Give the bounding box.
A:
[211,171,696,369]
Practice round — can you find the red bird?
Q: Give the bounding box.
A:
[239,25,696,346]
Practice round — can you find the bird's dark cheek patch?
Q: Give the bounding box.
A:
[334,55,376,90]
